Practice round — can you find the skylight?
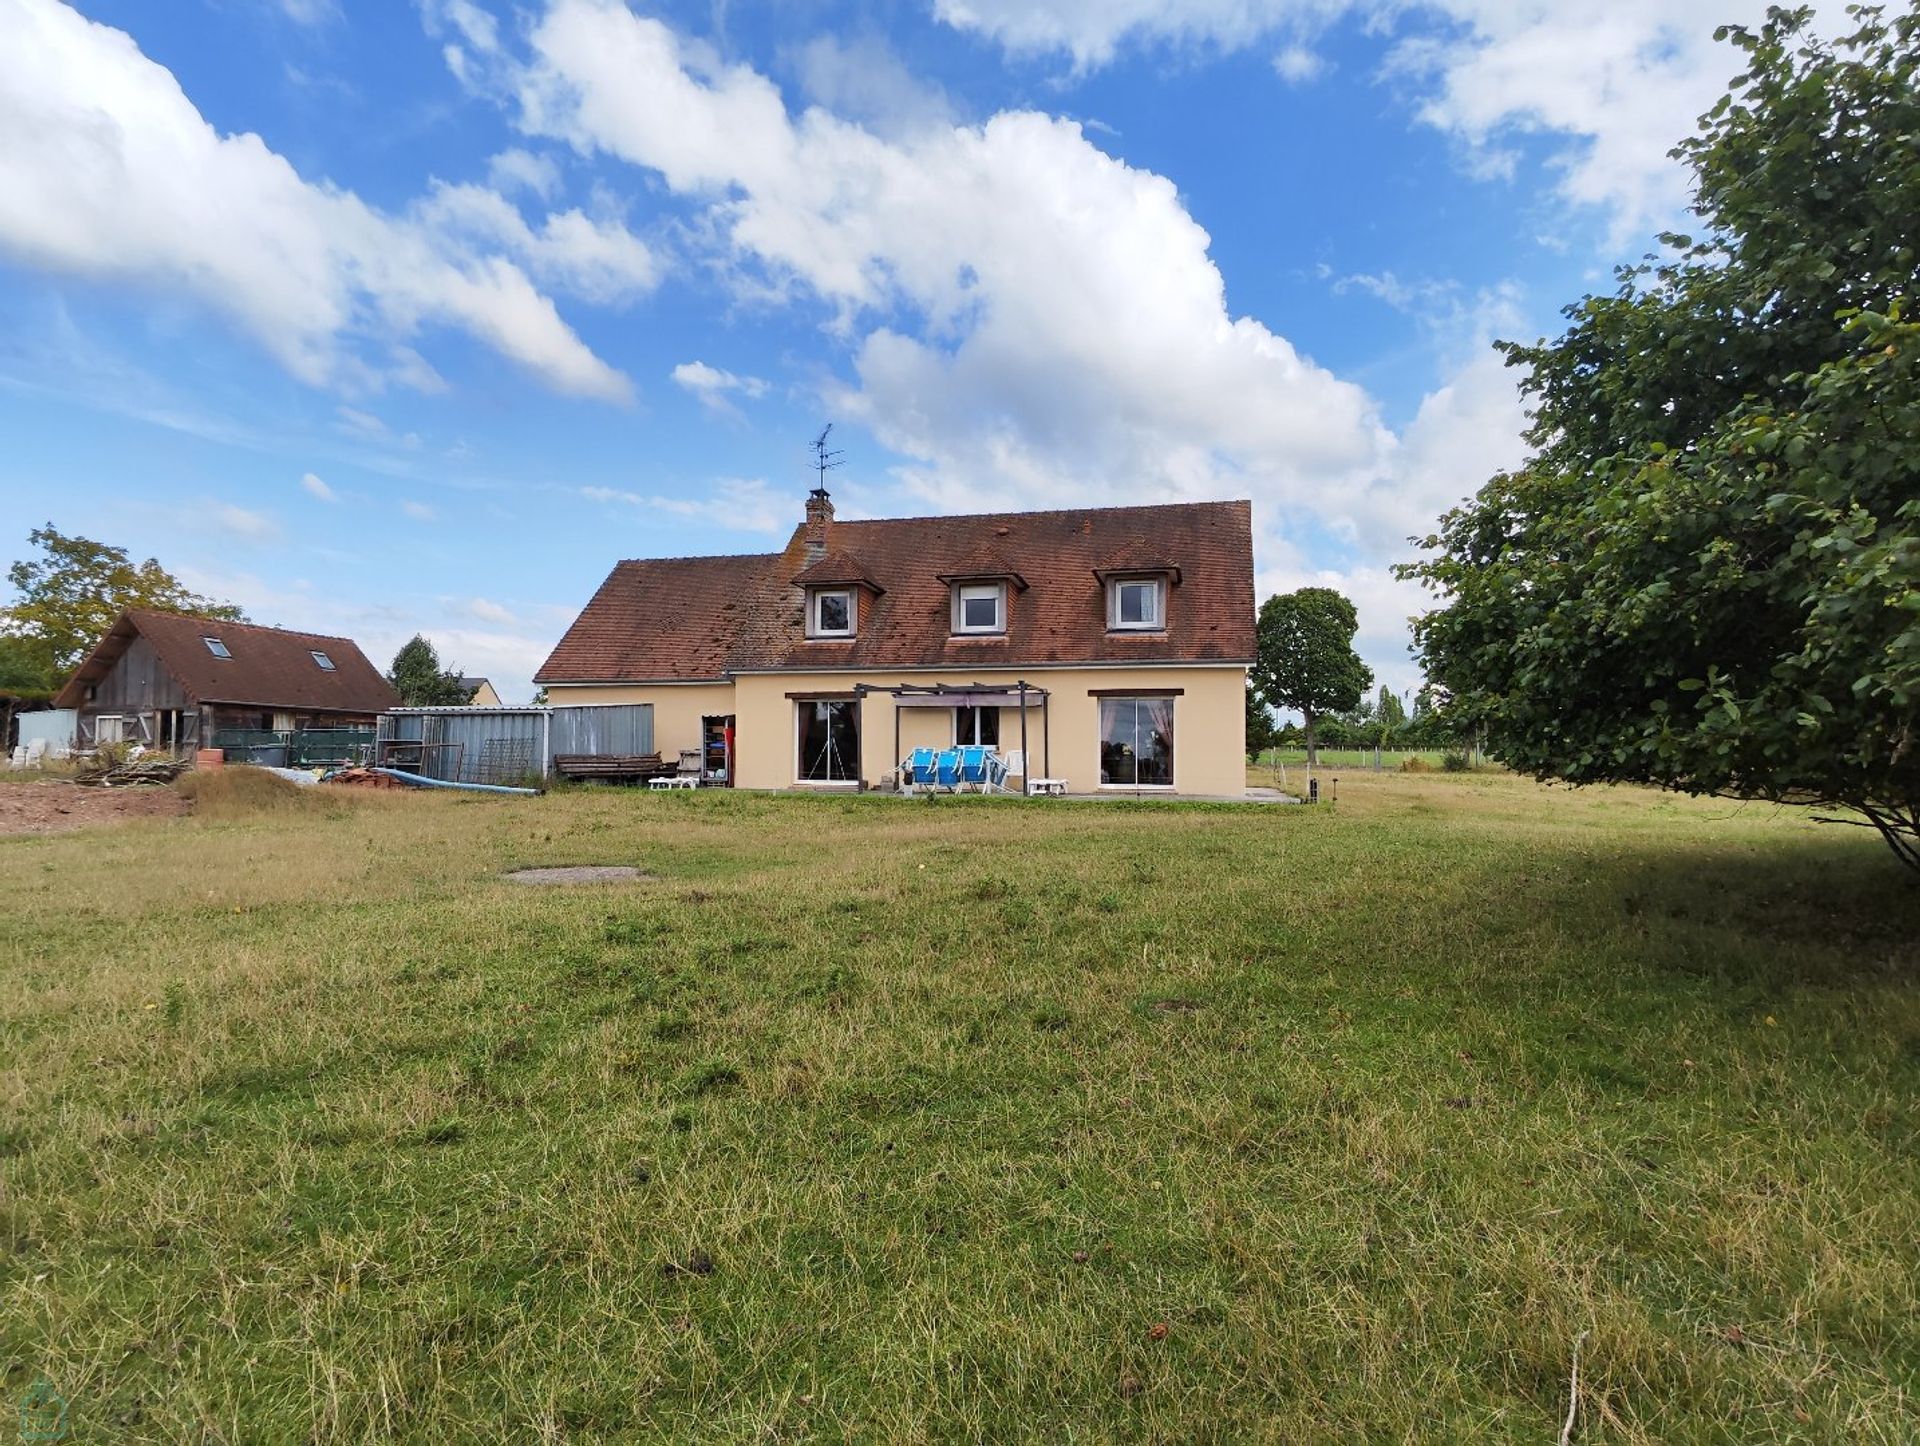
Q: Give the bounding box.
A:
[311,650,336,670]
[203,637,232,659]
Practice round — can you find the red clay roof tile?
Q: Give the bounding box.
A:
[536,499,1254,683]
[55,610,399,713]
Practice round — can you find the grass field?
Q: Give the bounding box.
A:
[1251,747,1459,776]
[3,771,1917,1441]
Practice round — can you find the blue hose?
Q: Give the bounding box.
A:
[372,767,541,796]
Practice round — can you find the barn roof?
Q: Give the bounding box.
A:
[54,610,400,713]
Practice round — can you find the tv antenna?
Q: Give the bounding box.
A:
[809,423,843,496]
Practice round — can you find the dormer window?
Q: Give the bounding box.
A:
[952,582,1005,635]
[1109,577,1164,631]
[203,637,232,659]
[311,650,336,670]
[810,588,855,638]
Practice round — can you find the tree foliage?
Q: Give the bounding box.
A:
[387,635,473,707]
[2,524,244,688]
[1245,682,1281,761]
[1253,587,1372,762]
[1401,6,1920,871]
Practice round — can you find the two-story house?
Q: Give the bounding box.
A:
[535,492,1255,795]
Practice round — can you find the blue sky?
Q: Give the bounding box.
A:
[0,0,1809,701]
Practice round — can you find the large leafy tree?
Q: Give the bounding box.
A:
[2,524,244,687]
[1253,587,1373,764]
[1402,7,1920,871]
[387,635,473,707]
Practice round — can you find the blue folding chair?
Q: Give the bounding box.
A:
[934,749,963,791]
[982,750,1010,792]
[958,745,989,789]
[904,746,938,793]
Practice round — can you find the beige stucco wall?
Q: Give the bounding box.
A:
[545,667,1247,794]
[544,682,737,765]
[734,665,1248,796]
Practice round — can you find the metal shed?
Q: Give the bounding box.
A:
[377,703,653,783]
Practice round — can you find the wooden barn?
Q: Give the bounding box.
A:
[54,610,399,754]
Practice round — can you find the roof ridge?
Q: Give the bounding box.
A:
[828,498,1250,529]
[611,549,783,567]
[127,608,363,647]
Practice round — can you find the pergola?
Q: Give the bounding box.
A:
[852,680,1051,789]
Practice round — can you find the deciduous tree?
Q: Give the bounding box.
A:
[1401,7,1920,872]
[387,635,474,707]
[1245,681,1281,762]
[2,524,244,684]
[1253,587,1373,765]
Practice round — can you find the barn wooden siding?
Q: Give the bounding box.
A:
[73,634,201,750]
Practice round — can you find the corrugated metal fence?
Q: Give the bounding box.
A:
[377,705,653,783]
[549,705,654,757]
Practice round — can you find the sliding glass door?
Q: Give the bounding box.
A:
[1098,696,1174,787]
[797,700,860,783]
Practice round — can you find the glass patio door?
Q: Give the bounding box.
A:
[797,700,859,783]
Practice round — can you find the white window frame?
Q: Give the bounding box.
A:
[952,582,1005,635]
[953,704,1000,747]
[809,588,856,639]
[1108,577,1164,631]
[94,714,125,745]
[203,636,233,659]
[311,650,336,671]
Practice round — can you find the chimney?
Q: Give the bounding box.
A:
[804,487,834,560]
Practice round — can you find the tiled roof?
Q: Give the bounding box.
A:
[536,499,1255,683]
[55,610,400,713]
[791,549,885,593]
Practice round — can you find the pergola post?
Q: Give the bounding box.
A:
[1017,680,1029,795]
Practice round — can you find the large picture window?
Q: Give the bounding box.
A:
[954,705,999,747]
[1099,696,1173,787]
[797,700,860,783]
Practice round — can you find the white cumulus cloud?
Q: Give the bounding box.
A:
[512,0,1391,528]
[671,359,770,416]
[932,0,1846,240]
[0,0,635,402]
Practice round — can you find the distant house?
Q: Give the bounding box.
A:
[54,610,399,752]
[459,676,503,707]
[536,491,1254,795]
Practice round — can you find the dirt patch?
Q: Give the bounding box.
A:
[0,780,189,836]
[504,866,651,886]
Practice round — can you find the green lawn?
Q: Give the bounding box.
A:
[2,772,1917,1441]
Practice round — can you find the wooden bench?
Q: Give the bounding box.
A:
[551,753,671,782]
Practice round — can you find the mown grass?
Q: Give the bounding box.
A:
[1,773,1916,1442]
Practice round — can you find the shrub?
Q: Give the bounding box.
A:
[1441,753,1471,773]
[1400,756,1434,774]
[176,765,341,818]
